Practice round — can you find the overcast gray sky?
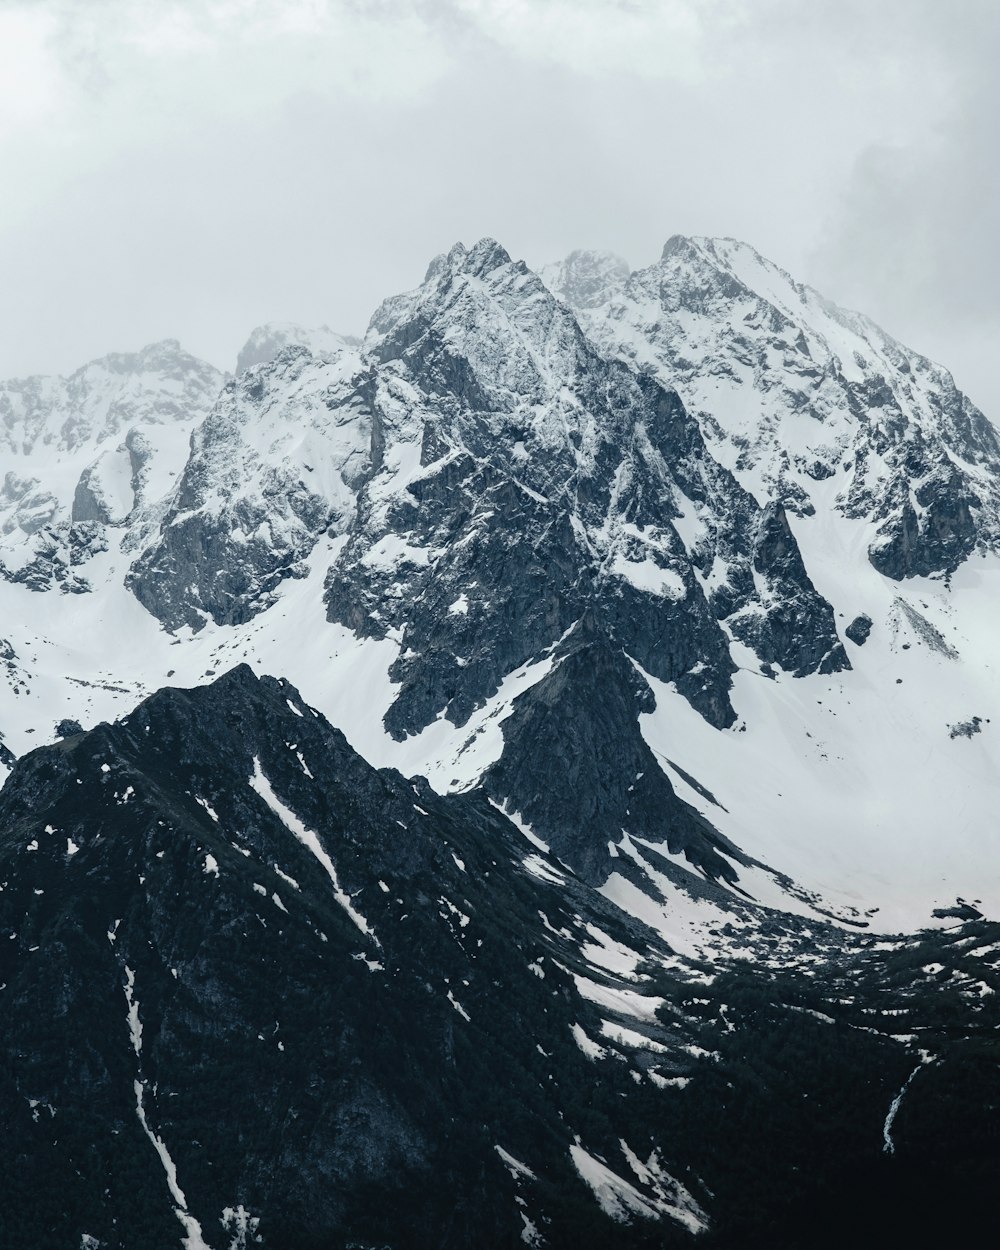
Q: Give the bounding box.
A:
[1,0,997,413]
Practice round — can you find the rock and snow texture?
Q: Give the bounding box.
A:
[0,340,223,593]
[323,236,845,744]
[569,1141,707,1233]
[1,666,997,1247]
[235,322,356,374]
[128,344,372,629]
[0,665,731,1247]
[124,966,214,1250]
[882,1063,926,1156]
[249,754,379,943]
[538,249,631,310]
[1,234,1000,932]
[1,219,1000,1244]
[546,234,1000,581]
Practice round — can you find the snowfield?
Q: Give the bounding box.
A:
[3,517,1000,935]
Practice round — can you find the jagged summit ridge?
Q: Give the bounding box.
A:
[0,339,222,457]
[235,321,357,374]
[540,248,630,309]
[0,340,224,593]
[114,235,845,736]
[323,235,846,742]
[547,233,1000,580]
[0,234,853,906]
[366,234,588,407]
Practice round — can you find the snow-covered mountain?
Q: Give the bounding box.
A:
[128,343,372,630]
[2,233,1000,1246]
[544,236,1000,580]
[0,340,223,593]
[235,321,359,375]
[2,237,1000,936]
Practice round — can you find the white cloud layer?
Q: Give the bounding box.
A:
[0,0,995,414]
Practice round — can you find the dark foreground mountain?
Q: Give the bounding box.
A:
[0,668,997,1249]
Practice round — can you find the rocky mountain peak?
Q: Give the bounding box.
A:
[6,230,993,930]
[128,341,371,630]
[363,236,589,421]
[552,235,1000,581]
[128,337,186,367]
[421,236,515,281]
[0,342,225,594]
[463,235,514,275]
[421,240,467,282]
[4,232,1000,1246]
[659,233,693,261]
[71,337,198,379]
[540,248,631,309]
[0,341,224,455]
[317,238,848,751]
[235,322,354,375]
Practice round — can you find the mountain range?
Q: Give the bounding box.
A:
[1,235,998,1247]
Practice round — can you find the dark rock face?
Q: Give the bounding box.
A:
[483,619,748,886]
[1,520,108,594]
[931,901,984,921]
[71,465,115,524]
[725,503,848,677]
[319,240,845,741]
[846,614,873,646]
[128,349,374,630]
[1,670,998,1248]
[867,459,980,579]
[0,667,711,1249]
[554,234,1000,586]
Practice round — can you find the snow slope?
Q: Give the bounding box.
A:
[548,235,1000,580]
[3,236,1000,941]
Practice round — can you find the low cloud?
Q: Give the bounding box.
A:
[809,1,1000,407]
[0,0,996,414]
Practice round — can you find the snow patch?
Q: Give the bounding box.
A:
[609,553,686,600]
[220,1205,260,1250]
[447,989,470,1021]
[521,854,566,885]
[123,967,214,1250]
[249,757,378,945]
[570,1142,705,1230]
[571,1023,606,1060]
[573,973,664,1023]
[195,797,220,823]
[495,1145,537,1181]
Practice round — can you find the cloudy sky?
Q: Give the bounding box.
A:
[1,0,997,412]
